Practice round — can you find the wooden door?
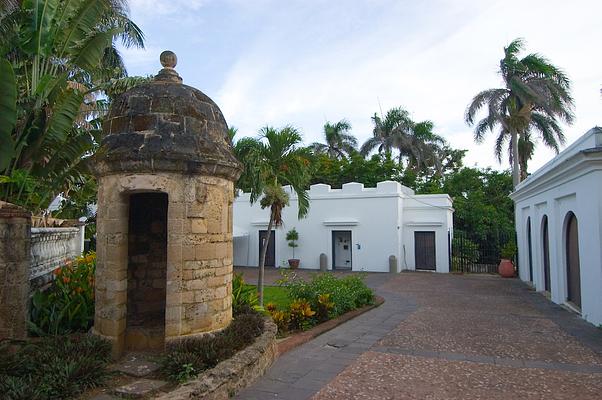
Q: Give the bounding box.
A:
[542,216,551,292]
[259,230,275,267]
[415,231,436,271]
[527,218,533,282]
[566,213,581,308]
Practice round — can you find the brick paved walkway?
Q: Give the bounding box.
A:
[234,268,602,400]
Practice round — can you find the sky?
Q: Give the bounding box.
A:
[120,0,602,172]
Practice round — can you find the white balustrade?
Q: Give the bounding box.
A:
[30,227,84,280]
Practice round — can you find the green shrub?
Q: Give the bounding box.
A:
[316,293,335,322]
[281,273,374,323]
[288,299,315,330]
[286,228,299,258]
[284,273,374,318]
[0,334,111,400]
[501,241,517,259]
[231,273,259,314]
[340,275,374,308]
[159,309,264,382]
[29,252,96,336]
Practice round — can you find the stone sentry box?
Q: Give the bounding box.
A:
[92,51,242,357]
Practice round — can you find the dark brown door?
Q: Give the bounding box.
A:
[527,218,533,282]
[566,213,581,308]
[259,230,275,267]
[415,231,436,271]
[542,216,551,292]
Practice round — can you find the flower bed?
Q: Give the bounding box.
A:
[29,252,96,336]
[241,271,375,337]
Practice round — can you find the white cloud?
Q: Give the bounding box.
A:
[214,0,601,172]
[127,0,209,17]
[124,0,602,173]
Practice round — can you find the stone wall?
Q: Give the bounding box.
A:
[94,172,234,356]
[30,226,84,289]
[0,202,31,340]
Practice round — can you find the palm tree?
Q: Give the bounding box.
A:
[465,38,574,187]
[361,107,444,172]
[399,120,445,172]
[238,126,313,306]
[0,0,145,211]
[310,120,357,159]
[361,107,412,157]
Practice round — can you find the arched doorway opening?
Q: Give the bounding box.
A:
[542,215,551,292]
[527,217,533,282]
[565,212,581,309]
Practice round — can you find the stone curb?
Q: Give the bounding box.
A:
[277,295,385,355]
[154,317,278,400]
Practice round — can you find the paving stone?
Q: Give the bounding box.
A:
[233,267,602,400]
[111,353,160,377]
[113,379,167,398]
[235,388,279,399]
[89,394,120,400]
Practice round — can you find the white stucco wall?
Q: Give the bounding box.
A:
[511,128,602,326]
[233,181,453,273]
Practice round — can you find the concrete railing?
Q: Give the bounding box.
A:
[30,226,85,288]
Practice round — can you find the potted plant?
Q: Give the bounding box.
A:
[286,228,300,269]
[498,241,517,278]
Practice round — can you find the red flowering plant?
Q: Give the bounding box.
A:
[30,252,96,336]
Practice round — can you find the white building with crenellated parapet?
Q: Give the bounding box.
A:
[233,181,453,273]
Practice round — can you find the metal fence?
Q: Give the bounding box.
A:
[451,232,516,274]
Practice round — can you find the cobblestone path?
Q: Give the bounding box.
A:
[234,268,602,400]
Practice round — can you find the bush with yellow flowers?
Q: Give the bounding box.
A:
[288,299,315,331]
[29,252,96,336]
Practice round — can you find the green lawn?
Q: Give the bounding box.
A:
[247,285,291,308]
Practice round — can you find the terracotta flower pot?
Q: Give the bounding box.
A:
[498,259,515,278]
[288,259,300,269]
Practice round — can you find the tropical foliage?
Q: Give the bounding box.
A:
[234,126,313,305]
[419,167,515,244]
[0,0,145,213]
[29,252,96,336]
[361,107,445,172]
[465,38,574,186]
[265,272,374,335]
[310,119,357,159]
[231,272,259,314]
[159,308,264,383]
[0,334,111,400]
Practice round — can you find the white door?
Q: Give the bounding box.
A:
[333,231,352,269]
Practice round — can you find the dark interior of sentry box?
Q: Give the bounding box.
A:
[126,192,168,349]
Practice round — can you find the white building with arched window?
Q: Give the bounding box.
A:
[511,127,602,326]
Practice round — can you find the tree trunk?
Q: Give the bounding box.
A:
[511,130,520,188]
[257,211,275,307]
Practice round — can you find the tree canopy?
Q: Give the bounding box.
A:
[0,0,145,213]
[466,38,574,186]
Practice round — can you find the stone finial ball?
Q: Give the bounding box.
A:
[160,50,177,68]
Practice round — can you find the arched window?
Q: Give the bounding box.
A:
[527,217,533,282]
[565,212,581,309]
[542,215,551,292]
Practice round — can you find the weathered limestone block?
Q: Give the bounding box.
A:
[0,202,31,340]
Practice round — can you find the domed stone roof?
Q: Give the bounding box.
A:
[94,51,242,181]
